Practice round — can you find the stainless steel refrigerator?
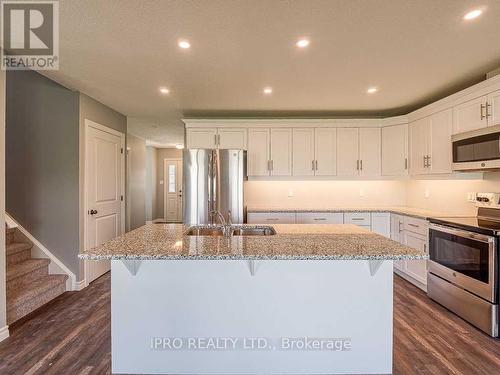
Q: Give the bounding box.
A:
[183,149,246,225]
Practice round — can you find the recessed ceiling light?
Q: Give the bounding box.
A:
[367,87,378,94]
[159,87,170,95]
[463,9,483,20]
[175,144,184,149]
[263,87,273,95]
[178,40,191,49]
[296,38,310,48]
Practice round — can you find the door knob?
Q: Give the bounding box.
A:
[89,209,98,215]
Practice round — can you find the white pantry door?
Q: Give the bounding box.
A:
[164,159,183,222]
[86,122,124,284]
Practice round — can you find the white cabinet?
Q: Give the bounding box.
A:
[371,213,390,238]
[453,95,488,134]
[247,212,296,224]
[390,214,405,271]
[247,128,292,177]
[247,129,270,176]
[296,212,344,224]
[336,128,359,176]
[186,128,247,149]
[409,117,428,175]
[403,231,428,286]
[382,124,408,176]
[270,129,292,176]
[292,128,315,176]
[314,128,337,176]
[186,128,217,149]
[344,212,371,226]
[428,109,453,174]
[410,109,452,175]
[487,89,500,127]
[217,128,247,149]
[359,128,381,176]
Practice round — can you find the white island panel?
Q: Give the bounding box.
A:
[111,259,393,374]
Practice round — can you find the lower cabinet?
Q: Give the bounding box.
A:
[247,212,296,224]
[391,214,429,291]
[371,213,391,238]
[296,212,343,224]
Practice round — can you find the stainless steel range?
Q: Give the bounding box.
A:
[428,193,500,337]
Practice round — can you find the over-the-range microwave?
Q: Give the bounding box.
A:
[452,123,500,172]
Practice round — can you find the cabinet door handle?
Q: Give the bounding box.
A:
[312,160,315,171]
[404,158,408,170]
[480,103,486,120]
[427,155,431,167]
[423,156,426,168]
[271,160,274,171]
[214,134,218,146]
[398,222,403,232]
[424,243,428,253]
[356,160,359,170]
[486,102,491,118]
[360,160,363,171]
[315,160,318,170]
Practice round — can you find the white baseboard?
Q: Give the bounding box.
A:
[74,279,86,291]
[6,213,77,291]
[0,325,9,342]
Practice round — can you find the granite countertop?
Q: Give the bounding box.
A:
[246,206,464,220]
[78,223,426,261]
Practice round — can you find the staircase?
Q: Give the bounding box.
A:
[6,226,68,324]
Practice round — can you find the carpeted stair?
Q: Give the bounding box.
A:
[6,227,68,324]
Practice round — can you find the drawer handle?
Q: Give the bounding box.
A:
[266,218,279,221]
[408,223,420,228]
[314,218,327,221]
[351,218,365,221]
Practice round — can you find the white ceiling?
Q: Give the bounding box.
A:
[43,0,500,146]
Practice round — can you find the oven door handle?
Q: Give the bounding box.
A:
[430,223,496,244]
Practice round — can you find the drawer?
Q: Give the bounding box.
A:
[344,212,371,226]
[247,212,296,224]
[296,212,344,224]
[404,216,428,236]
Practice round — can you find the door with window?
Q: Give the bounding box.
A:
[164,159,183,222]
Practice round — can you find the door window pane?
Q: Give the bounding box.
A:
[168,164,176,193]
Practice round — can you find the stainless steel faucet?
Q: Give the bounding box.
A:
[210,209,232,236]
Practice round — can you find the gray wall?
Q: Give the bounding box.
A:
[6,71,80,276]
[155,148,182,220]
[0,69,6,334]
[126,134,146,230]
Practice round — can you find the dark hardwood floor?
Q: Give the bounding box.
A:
[0,273,499,374]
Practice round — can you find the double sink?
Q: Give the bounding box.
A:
[185,225,276,237]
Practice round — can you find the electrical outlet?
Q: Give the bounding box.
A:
[287,188,294,197]
[359,189,365,197]
[424,189,430,199]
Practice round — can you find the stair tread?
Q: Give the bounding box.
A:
[7,258,50,281]
[6,242,32,255]
[7,274,68,307]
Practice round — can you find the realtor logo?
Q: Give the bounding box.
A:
[1,0,59,70]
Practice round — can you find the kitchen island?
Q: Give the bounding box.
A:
[79,223,426,375]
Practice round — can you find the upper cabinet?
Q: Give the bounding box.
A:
[186,128,217,149]
[186,127,247,149]
[410,109,452,175]
[292,128,315,176]
[337,128,359,176]
[487,89,500,127]
[453,89,500,134]
[382,124,408,176]
[247,128,292,177]
[270,129,292,176]
[359,128,381,177]
[293,128,337,176]
[314,128,337,176]
[337,128,381,176]
[247,128,270,176]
